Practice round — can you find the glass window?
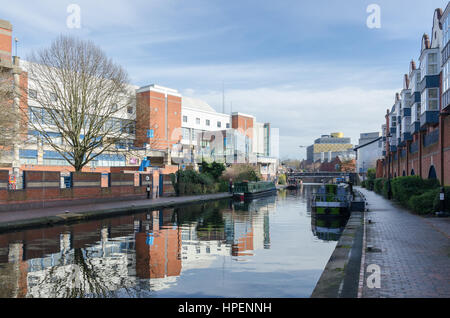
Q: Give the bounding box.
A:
[217,121,221,128]
[206,119,210,126]
[428,88,439,110]
[182,127,189,140]
[226,123,230,128]
[50,93,57,102]
[427,53,438,75]
[183,116,187,123]
[29,89,37,99]
[196,118,200,125]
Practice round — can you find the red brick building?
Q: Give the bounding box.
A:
[377,7,450,186]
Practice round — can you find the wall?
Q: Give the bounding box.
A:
[0,171,154,211]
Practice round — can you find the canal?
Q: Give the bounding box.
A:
[0,185,348,298]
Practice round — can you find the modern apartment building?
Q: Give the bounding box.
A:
[353,132,382,175]
[306,132,354,163]
[377,6,450,186]
[0,18,279,180]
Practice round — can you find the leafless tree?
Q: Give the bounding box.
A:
[22,35,136,171]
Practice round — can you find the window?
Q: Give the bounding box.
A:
[206,119,210,126]
[127,106,134,114]
[196,118,200,125]
[428,88,439,110]
[226,123,230,128]
[183,116,188,123]
[50,93,57,102]
[182,127,190,140]
[427,53,438,75]
[112,104,118,112]
[217,121,221,128]
[29,89,37,99]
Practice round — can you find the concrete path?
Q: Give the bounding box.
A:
[358,187,450,298]
[0,192,232,233]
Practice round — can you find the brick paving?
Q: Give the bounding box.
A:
[358,187,450,298]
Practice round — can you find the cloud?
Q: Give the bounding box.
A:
[186,85,393,158]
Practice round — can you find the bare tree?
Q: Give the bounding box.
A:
[22,35,136,171]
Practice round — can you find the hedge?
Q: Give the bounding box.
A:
[362,175,442,215]
[391,176,439,206]
[409,188,440,215]
[373,178,385,195]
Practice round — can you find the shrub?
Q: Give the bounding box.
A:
[367,168,376,181]
[172,169,217,196]
[367,179,375,191]
[221,164,261,182]
[382,179,391,198]
[278,174,286,185]
[408,188,440,215]
[373,178,385,194]
[391,176,440,207]
[200,161,226,181]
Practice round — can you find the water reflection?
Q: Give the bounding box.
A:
[0,186,339,298]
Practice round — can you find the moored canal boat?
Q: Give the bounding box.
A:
[233,181,277,201]
[286,177,302,189]
[311,184,352,216]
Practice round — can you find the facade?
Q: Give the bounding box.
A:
[306,132,354,163]
[377,7,450,186]
[0,18,279,181]
[354,132,382,176]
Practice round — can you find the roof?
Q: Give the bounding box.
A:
[182,97,217,113]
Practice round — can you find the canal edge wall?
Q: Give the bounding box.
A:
[310,210,366,298]
[0,192,233,234]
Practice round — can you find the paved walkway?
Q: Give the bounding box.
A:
[358,187,450,298]
[0,192,232,232]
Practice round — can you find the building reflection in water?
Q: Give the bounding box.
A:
[0,196,276,298]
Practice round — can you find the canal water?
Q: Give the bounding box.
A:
[0,185,348,298]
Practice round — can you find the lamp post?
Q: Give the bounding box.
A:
[386,133,392,200]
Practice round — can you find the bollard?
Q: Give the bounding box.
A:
[436,187,445,216]
[147,185,151,199]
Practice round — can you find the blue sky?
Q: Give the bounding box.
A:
[1,0,447,159]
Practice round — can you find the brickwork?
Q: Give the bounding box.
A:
[161,174,175,196]
[135,88,182,150]
[0,171,154,207]
[0,20,12,61]
[232,113,254,139]
[360,187,450,297]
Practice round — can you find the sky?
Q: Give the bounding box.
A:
[1,0,447,159]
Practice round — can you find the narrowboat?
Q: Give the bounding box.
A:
[286,177,302,189]
[233,181,277,201]
[311,183,353,216]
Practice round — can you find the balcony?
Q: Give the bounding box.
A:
[390,145,397,152]
[390,127,397,134]
[401,132,412,143]
[413,91,421,103]
[409,141,418,154]
[418,75,440,92]
[420,111,439,129]
[410,121,420,134]
[442,90,450,111]
[401,108,411,117]
[423,129,439,148]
